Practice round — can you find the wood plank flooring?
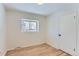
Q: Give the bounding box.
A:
[5,43,71,56]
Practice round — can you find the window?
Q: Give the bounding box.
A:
[21,19,39,32]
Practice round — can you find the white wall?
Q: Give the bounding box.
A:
[0,4,6,56]
[6,9,47,50]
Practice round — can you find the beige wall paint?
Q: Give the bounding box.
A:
[0,4,6,55]
[6,9,47,50]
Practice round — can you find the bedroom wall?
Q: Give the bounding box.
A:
[6,9,47,50]
[0,4,6,55]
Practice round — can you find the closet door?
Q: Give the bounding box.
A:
[59,13,76,55]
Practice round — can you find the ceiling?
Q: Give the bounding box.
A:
[3,3,79,16]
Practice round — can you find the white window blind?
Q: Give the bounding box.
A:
[21,19,39,32]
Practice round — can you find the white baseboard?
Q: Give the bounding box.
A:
[46,41,75,56]
[46,41,60,49]
[7,42,45,51]
[1,42,74,56]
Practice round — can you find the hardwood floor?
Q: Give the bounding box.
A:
[5,43,71,56]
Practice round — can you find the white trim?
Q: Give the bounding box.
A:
[21,19,39,32]
[6,42,45,51]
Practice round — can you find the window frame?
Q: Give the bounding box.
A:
[21,19,39,32]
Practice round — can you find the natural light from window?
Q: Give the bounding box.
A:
[21,19,39,32]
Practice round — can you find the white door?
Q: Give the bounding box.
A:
[59,13,76,55]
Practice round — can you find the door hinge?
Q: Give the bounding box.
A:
[74,48,75,51]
